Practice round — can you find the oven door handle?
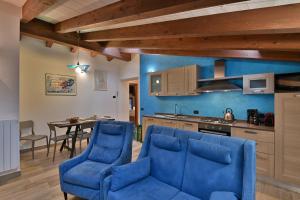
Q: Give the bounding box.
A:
[199,129,228,136]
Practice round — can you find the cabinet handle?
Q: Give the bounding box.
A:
[244,130,257,134]
[295,94,300,98]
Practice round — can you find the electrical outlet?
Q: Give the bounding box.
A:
[193,110,199,115]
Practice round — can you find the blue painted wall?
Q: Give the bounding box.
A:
[140,55,300,120]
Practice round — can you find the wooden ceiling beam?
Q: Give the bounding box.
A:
[102,34,300,51]
[120,48,300,62]
[20,19,131,61]
[55,0,245,33]
[83,4,300,42]
[22,0,62,23]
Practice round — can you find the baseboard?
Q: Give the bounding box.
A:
[258,176,300,194]
[0,170,21,186]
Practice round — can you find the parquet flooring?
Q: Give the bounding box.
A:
[0,141,299,200]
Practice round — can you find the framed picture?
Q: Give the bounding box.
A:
[45,73,77,96]
[94,70,108,91]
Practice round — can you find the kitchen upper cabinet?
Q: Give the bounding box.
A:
[149,65,199,96]
[185,65,199,95]
[165,67,186,96]
[149,72,166,96]
[275,93,300,185]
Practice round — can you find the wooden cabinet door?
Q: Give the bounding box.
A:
[231,127,275,177]
[161,119,178,128]
[177,121,198,131]
[142,117,159,141]
[275,93,300,185]
[165,68,185,96]
[185,65,198,95]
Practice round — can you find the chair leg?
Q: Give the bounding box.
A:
[45,136,49,157]
[53,141,57,163]
[63,192,68,200]
[87,137,90,145]
[47,137,51,157]
[32,141,35,160]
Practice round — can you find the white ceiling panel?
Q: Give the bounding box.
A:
[38,0,120,23]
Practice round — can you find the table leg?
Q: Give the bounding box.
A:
[60,126,71,152]
[70,125,79,158]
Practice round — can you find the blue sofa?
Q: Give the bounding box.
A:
[59,121,134,200]
[105,125,256,200]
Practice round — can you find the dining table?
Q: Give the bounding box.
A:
[49,119,97,158]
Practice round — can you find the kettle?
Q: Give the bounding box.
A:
[224,108,235,122]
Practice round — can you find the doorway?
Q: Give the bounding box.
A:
[129,80,139,126]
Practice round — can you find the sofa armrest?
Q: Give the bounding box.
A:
[210,191,240,200]
[110,157,151,192]
[103,176,112,200]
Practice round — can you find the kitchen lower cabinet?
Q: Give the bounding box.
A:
[142,117,160,141]
[142,117,199,141]
[231,127,275,177]
[177,121,198,131]
[275,93,300,185]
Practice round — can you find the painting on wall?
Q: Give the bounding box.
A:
[45,73,77,96]
[94,70,108,91]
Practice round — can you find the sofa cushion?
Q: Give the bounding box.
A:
[152,134,181,152]
[108,176,179,200]
[101,124,124,135]
[171,192,201,200]
[111,157,150,192]
[189,139,231,164]
[149,134,187,189]
[209,191,240,200]
[181,137,244,200]
[88,145,121,164]
[63,160,109,190]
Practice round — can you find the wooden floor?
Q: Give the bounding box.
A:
[0,141,299,200]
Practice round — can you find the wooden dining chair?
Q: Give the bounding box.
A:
[20,120,48,160]
[47,123,73,162]
[77,121,96,152]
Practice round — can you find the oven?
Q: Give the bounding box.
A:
[198,123,231,136]
[243,73,274,94]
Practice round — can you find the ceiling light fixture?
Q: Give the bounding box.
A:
[67,31,90,73]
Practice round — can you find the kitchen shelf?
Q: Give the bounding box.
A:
[197,75,243,82]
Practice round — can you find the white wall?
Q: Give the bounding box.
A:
[0,1,20,120]
[118,54,140,122]
[20,36,139,148]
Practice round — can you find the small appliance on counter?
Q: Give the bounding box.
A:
[224,108,235,122]
[247,109,259,125]
[264,113,275,127]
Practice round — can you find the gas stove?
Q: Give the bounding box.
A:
[197,118,233,136]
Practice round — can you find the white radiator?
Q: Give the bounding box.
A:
[0,120,20,175]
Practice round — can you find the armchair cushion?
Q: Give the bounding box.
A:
[189,139,232,164]
[172,192,201,200]
[108,176,179,200]
[152,134,181,152]
[111,157,150,192]
[209,191,240,200]
[63,160,109,190]
[101,124,124,135]
[88,145,121,164]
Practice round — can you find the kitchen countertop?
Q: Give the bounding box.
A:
[143,114,275,132]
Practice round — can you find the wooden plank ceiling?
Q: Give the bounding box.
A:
[20,0,300,62]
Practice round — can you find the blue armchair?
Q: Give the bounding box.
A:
[59,121,134,200]
[105,125,256,200]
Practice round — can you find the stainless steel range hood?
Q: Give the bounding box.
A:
[197,60,242,93]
